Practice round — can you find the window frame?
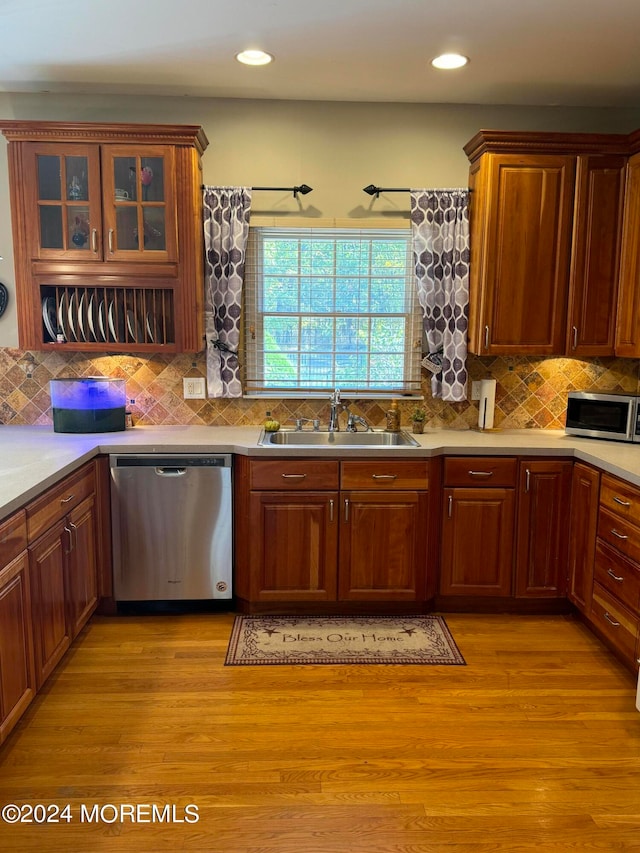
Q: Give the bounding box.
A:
[242,224,423,399]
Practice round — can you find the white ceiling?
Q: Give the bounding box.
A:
[2,0,640,107]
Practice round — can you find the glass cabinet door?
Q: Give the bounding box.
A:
[102,145,177,262]
[27,143,102,259]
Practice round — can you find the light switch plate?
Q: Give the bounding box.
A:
[471,381,482,400]
[183,377,206,399]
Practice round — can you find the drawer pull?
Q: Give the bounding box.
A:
[60,494,75,504]
[606,568,624,583]
[281,473,306,480]
[610,528,629,540]
[371,474,397,480]
[613,496,631,507]
[468,470,493,478]
[603,611,621,628]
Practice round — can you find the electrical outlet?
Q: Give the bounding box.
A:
[471,381,482,401]
[183,377,206,399]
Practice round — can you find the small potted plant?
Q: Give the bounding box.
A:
[411,406,426,434]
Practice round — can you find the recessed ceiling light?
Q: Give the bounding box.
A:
[236,49,274,66]
[431,53,469,70]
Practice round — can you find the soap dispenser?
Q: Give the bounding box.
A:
[386,399,401,432]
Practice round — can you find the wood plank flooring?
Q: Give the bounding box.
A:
[0,612,638,852]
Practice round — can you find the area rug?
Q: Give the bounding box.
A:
[225,615,465,666]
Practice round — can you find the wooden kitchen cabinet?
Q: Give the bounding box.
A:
[26,462,99,687]
[0,121,208,353]
[234,456,432,609]
[248,490,339,601]
[567,462,600,614]
[589,472,640,667]
[566,155,625,356]
[616,148,640,356]
[0,511,36,745]
[440,487,515,597]
[465,131,627,357]
[440,455,517,597]
[514,460,572,598]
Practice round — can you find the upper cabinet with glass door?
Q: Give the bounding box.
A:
[0,121,208,353]
[102,145,177,263]
[25,142,177,264]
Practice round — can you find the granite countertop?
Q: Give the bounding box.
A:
[2,424,640,522]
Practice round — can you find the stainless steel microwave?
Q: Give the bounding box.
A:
[565,391,640,442]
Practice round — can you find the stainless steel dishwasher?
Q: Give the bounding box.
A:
[110,454,232,601]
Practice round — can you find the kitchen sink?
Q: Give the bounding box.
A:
[258,429,420,447]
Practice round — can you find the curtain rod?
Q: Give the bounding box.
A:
[202,184,313,197]
[363,184,470,198]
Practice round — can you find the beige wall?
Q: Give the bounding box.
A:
[1,92,640,346]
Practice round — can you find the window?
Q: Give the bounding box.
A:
[243,227,422,397]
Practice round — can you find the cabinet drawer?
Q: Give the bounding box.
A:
[444,457,517,487]
[600,474,640,527]
[340,460,429,490]
[26,463,95,542]
[591,582,640,665]
[0,510,27,566]
[594,540,640,613]
[250,460,339,491]
[597,507,640,564]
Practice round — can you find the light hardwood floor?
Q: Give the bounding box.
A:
[0,612,638,852]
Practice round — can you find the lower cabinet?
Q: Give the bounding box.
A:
[235,457,432,607]
[27,463,99,688]
[440,486,515,596]
[514,460,572,598]
[440,457,517,597]
[0,510,36,745]
[440,456,573,601]
[567,462,601,614]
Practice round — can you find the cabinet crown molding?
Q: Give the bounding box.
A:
[0,121,208,155]
[464,129,630,163]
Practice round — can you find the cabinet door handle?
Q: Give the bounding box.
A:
[572,326,578,350]
[606,568,624,583]
[60,494,75,504]
[91,228,98,253]
[69,520,78,551]
[448,495,453,518]
[610,528,629,540]
[64,524,73,555]
[281,473,306,479]
[371,474,397,480]
[329,499,334,522]
[603,611,620,628]
[108,228,114,253]
[484,325,490,349]
[468,470,493,478]
[344,499,349,522]
[613,496,631,507]
[525,468,531,492]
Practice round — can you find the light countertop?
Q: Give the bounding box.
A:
[3,424,640,521]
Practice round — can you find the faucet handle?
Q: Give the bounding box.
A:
[331,388,341,404]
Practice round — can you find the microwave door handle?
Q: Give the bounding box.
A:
[627,400,636,441]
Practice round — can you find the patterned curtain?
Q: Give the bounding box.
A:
[203,187,252,397]
[411,189,470,402]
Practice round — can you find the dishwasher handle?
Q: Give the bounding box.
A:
[155,467,187,477]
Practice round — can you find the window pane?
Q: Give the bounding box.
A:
[263,276,298,312]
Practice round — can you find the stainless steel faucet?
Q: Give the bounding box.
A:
[295,417,320,431]
[328,388,341,431]
[345,411,371,432]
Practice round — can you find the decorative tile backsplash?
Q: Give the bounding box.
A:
[1,346,638,431]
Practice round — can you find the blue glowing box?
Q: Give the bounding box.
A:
[50,377,126,433]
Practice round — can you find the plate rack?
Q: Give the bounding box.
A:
[40,284,175,348]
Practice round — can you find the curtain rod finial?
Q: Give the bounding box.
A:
[363,184,380,197]
[294,184,313,196]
